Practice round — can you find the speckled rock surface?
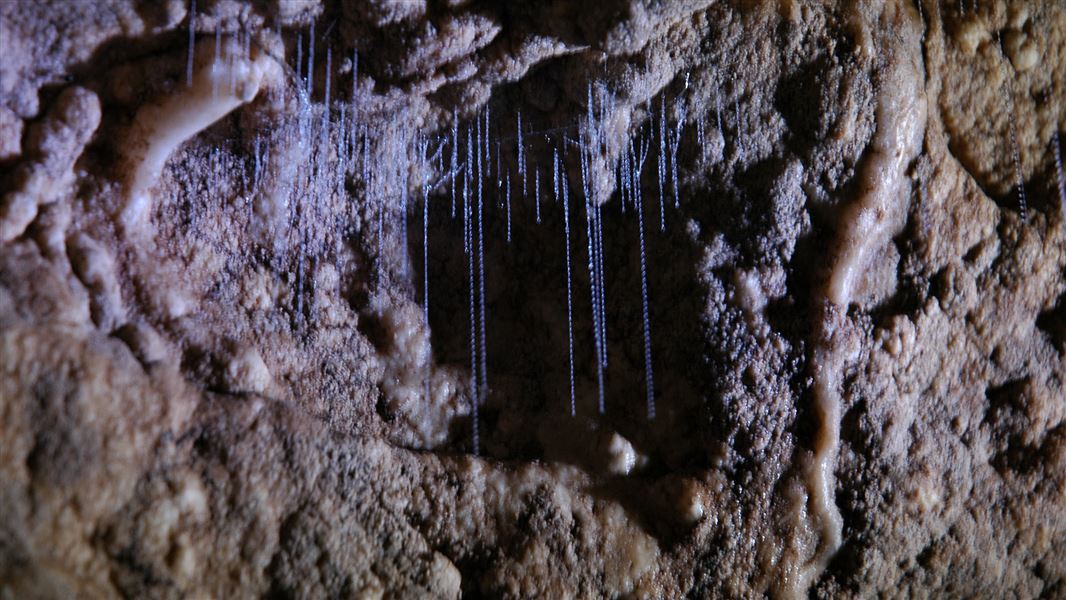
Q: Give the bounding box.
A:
[1,1,1064,598]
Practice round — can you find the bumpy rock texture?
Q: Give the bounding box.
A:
[2,0,1065,598]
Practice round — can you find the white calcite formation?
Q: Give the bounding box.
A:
[121,34,282,233]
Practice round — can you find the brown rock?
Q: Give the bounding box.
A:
[1,0,1064,598]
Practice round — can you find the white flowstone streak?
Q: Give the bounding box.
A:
[120,34,282,233]
[781,1,927,596]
